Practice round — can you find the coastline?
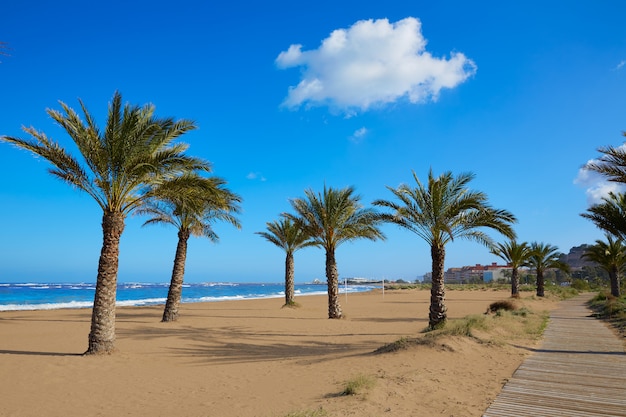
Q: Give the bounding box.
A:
[0,288,561,417]
[0,282,375,311]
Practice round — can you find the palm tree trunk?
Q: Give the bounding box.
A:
[325,249,342,319]
[536,269,545,297]
[162,230,190,322]
[86,210,125,355]
[285,252,295,305]
[609,265,621,297]
[511,267,520,298]
[429,244,447,329]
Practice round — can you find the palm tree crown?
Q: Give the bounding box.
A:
[289,185,385,252]
[141,174,242,240]
[256,217,315,256]
[584,135,626,183]
[374,169,517,328]
[1,92,209,354]
[287,185,385,318]
[581,235,625,297]
[374,170,516,249]
[581,192,626,240]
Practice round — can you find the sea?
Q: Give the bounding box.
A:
[0,282,380,311]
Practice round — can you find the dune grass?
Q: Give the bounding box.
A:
[588,292,626,336]
[376,300,550,354]
[340,374,376,396]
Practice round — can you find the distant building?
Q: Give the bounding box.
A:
[444,262,511,283]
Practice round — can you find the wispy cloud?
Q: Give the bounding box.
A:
[246,172,267,182]
[276,17,476,113]
[349,127,368,143]
[614,60,625,71]
[574,155,626,205]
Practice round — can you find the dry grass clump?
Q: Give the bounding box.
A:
[375,301,549,354]
[486,299,518,314]
[340,374,376,396]
[373,336,449,354]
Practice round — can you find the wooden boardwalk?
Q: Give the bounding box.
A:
[483,295,626,417]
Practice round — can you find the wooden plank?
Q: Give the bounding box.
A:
[483,295,626,417]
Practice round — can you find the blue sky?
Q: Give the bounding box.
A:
[1,1,625,284]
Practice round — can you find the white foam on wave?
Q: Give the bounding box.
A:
[0,300,94,311]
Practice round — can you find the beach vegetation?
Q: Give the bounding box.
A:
[581,236,626,298]
[491,240,531,298]
[286,186,385,319]
[588,292,626,336]
[256,216,316,306]
[374,170,516,329]
[0,92,209,354]
[377,303,549,353]
[139,174,242,322]
[528,242,570,297]
[341,374,376,396]
[487,299,518,313]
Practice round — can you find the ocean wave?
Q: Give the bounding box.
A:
[0,300,94,311]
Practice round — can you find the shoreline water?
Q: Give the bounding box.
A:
[0,281,380,311]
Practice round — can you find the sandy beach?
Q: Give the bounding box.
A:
[0,288,561,417]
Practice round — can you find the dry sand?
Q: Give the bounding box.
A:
[0,288,561,417]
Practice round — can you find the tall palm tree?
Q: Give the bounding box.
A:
[287,185,385,319]
[140,174,242,322]
[581,192,626,240]
[1,92,209,354]
[374,170,516,329]
[256,216,315,306]
[581,235,625,297]
[528,242,569,297]
[491,240,531,298]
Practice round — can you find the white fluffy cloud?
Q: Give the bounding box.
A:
[276,17,477,112]
[574,157,626,205]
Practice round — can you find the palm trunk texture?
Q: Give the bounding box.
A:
[511,267,520,298]
[86,211,125,355]
[284,252,295,305]
[429,244,447,329]
[325,249,342,319]
[609,266,621,298]
[162,230,190,322]
[536,270,545,297]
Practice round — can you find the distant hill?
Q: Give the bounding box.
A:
[562,244,596,268]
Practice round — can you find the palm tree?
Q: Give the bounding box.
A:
[491,240,531,298]
[140,174,242,322]
[1,92,209,354]
[581,192,626,240]
[374,170,516,329]
[584,136,626,183]
[528,242,569,297]
[581,235,625,297]
[287,185,385,319]
[256,216,315,306]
